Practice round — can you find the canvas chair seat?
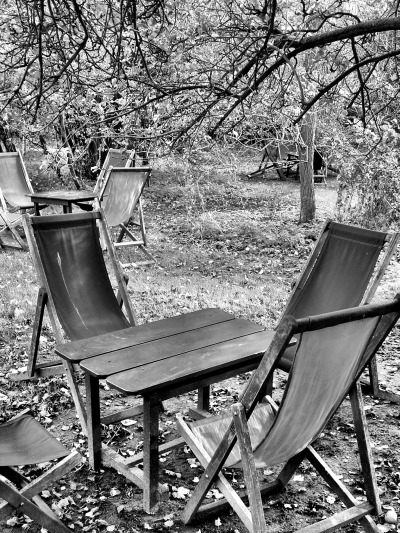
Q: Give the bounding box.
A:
[0,410,81,533]
[273,220,399,400]
[0,413,69,467]
[0,151,34,209]
[177,299,400,533]
[102,168,148,227]
[0,211,22,226]
[21,210,137,431]
[189,402,275,468]
[98,167,155,266]
[188,317,377,470]
[0,151,36,249]
[32,213,130,341]
[93,148,135,194]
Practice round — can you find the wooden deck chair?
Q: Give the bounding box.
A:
[0,409,81,532]
[0,151,35,250]
[0,208,27,251]
[177,297,400,533]
[18,210,137,431]
[98,166,155,267]
[272,219,400,403]
[93,148,135,194]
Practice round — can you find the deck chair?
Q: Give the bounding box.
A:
[0,151,35,250]
[98,166,155,267]
[177,297,400,533]
[93,147,135,194]
[0,409,81,532]
[272,219,400,403]
[19,210,137,431]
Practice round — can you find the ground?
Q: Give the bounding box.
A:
[0,148,399,533]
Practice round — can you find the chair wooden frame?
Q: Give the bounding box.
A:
[273,219,400,403]
[177,298,400,533]
[0,409,81,533]
[0,207,28,251]
[0,150,35,250]
[97,166,155,267]
[93,148,136,194]
[248,143,328,184]
[17,210,137,432]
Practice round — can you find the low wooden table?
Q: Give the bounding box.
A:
[55,309,276,513]
[27,190,97,215]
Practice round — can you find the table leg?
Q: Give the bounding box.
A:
[85,372,102,470]
[143,395,160,513]
[198,385,210,411]
[34,203,40,216]
[63,204,69,214]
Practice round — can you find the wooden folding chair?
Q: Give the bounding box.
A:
[98,166,155,267]
[18,210,137,431]
[0,409,81,532]
[271,219,400,403]
[0,151,36,250]
[93,148,135,194]
[177,297,400,533]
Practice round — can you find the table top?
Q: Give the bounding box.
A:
[55,308,275,396]
[27,190,98,202]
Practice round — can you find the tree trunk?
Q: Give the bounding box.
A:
[59,113,83,189]
[299,112,316,223]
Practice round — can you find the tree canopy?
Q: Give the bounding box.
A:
[1,0,400,150]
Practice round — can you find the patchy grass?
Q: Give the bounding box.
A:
[1,150,400,533]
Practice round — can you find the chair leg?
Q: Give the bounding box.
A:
[62,359,87,434]
[177,414,254,532]
[27,288,47,377]
[349,382,381,514]
[232,404,267,533]
[10,289,65,381]
[0,478,72,533]
[305,446,378,533]
[138,199,147,247]
[116,273,129,308]
[361,357,400,403]
[11,226,28,250]
[0,450,81,531]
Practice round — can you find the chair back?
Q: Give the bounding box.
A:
[94,148,134,193]
[101,167,150,227]
[191,299,400,469]
[0,413,69,466]
[285,222,387,319]
[278,142,297,160]
[251,314,385,466]
[28,211,131,341]
[0,151,33,209]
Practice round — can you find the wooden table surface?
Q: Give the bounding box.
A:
[27,190,97,214]
[55,308,276,513]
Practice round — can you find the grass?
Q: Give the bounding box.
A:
[1,146,399,353]
[1,148,400,532]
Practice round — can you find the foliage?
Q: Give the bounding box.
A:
[337,122,400,228]
[1,0,400,152]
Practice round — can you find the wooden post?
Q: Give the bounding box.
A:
[143,395,160,513]
[233,403,266,533]
[27,288,47,377]
[85,373,102,470]
[299,112,316,223]
[198,386,210,412]
[349,382,382,515]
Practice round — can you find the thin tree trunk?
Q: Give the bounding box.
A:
[299,112,316,223]
[59,112,83,189]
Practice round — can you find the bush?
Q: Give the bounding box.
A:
[337,124,400,229]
